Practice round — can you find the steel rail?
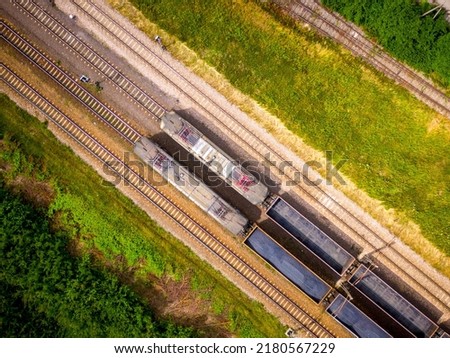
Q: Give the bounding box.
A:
[13,0,165,119]
[1,20,142,144]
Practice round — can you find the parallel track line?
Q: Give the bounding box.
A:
[279,0,450,118]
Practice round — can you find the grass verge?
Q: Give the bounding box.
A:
[0,93,285,337]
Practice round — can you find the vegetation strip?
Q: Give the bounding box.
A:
[0,186,196,338]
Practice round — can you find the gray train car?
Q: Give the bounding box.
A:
[266,198,355,275]
[349,265,439,337]
[327,295,392,338]
[244,227,331,303]
[134,137,248,235]
[161,111,269,205]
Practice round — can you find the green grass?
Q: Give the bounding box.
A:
[0,94,285,337]
[129,0,450,255]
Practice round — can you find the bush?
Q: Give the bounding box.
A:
[0,186,196,337]
[322,0,450,87]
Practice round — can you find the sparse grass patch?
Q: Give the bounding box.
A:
[0,94,285,337]
[118,0,449,260]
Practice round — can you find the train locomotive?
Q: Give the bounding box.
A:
[161,111,269,205]
[134,137,248,235]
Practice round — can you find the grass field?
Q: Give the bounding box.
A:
[0,94,285,337]
[120,0,450,258]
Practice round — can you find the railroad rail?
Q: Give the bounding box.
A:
[43,0,450,315]
[0,61,336,339]
[12,0,165,119]
[276,0,450,119]
[0,20,142,144]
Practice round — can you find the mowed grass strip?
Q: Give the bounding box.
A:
[123,0,450,256]
[0,94,285,338]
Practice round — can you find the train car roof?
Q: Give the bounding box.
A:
[327,294,392,338]
[161,111,269,205]
[134,137,248,235]
[266,197,354,275]
[245,227,331,303]
[349,265,438,337]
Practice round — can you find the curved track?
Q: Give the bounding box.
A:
[0,34,337,338]
[33,0,450,314]
[278,0,450,119]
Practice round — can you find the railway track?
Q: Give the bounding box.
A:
[39,0,450,315]
[277,0,450,119]
[0,44,337,338]
[0,20,142,144]
[12,0,165,119]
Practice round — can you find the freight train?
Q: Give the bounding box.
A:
[138,109,446,337]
